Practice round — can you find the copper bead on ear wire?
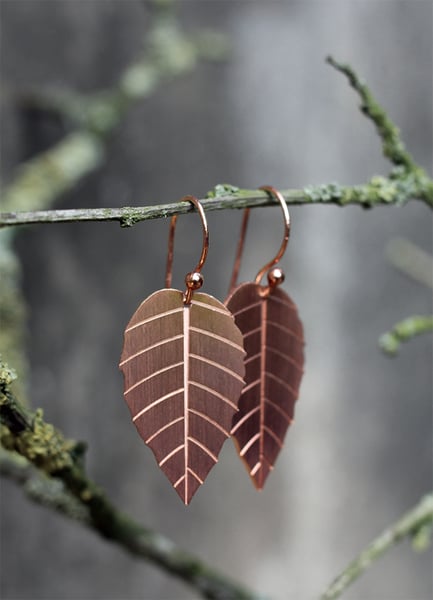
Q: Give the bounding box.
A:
[267,267,285,288]
[185,271,204,293]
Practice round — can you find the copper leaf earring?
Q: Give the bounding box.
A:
[119,196,245,505]
[225,186,305,490]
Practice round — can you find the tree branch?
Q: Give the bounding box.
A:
[2,56,432,228]
[1,169,432,229]
[379,315,433,356]
[320,492,433,600]
[0,448,91,523]
[326,56,416,170]
[0,360,263,600]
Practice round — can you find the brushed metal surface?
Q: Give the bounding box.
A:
[120,289,245,504]
[226,282,304,489]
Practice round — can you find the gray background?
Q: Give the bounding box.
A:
[1,1,432,599]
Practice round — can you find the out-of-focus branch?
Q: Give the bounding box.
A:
[379,315,433,356]
[0,132,104,214]
[0,234,27,403]
[320,493,433,600]
[0,361,263,600]
[385,238,433,289]
[0,448,91,523]
[0,5,227,214]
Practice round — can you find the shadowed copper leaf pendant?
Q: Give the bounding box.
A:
[225,283,304,489]
[225,185,305,490]
[119,289,245,504]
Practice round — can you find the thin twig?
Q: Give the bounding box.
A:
[0,361,264,600]
[320,492,433,600]
[326,56,416,170]
[1,171,432,229]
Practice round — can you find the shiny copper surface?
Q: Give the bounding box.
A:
[119,289,245,504]
[226,282,304,490]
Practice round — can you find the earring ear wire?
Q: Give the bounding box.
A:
[228,186,291,298]
[165,195,209,304]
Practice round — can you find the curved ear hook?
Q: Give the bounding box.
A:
[165,195,209,305]
[228,186,291,296]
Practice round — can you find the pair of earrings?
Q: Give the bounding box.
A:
[119,187,304,505]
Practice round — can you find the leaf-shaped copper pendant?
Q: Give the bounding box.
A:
[225,282,304,490]
[119,289,245,504]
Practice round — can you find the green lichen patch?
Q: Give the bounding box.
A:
[206,183,240,198]
[13,409,76,473]
[0,360,79,474]
[303,183,343,203]
[0,360,17,386]
[119,207,147,228]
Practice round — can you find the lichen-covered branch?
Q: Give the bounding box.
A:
[2,55,432,227]
[0,361,263,600]
[320,492,433,600]
[325,55,432,205]
[1,166,433,229]
[379,315,433,356]
[326,56,416,170]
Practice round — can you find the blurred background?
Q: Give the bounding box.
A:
[0,1,432,599]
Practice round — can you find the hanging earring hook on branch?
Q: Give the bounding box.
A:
[254,186,291,291]
[228,185,291,297]
[165,195,209,305]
